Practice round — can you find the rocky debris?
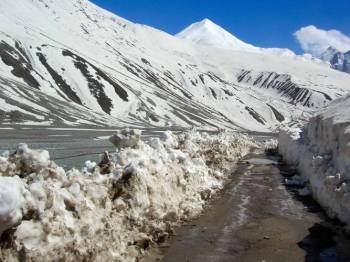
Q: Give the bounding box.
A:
[98,151,114,174]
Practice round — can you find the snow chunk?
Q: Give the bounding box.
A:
[109,129,142,149]
[160,131,178,148]
[82,160,96,173]
[0,176,26,236]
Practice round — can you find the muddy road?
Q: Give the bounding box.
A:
[146,150,350,262]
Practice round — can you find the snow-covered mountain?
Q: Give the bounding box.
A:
[176,19,296,57]
[330,50,350,74]
[0,0,350,132]
[319,46,350,74]
[320,46,340,62]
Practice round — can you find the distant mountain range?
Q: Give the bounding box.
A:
[0,0,349,131]
[177,19,350,75]
[320,46,350,74]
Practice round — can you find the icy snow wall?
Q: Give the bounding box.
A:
[279,95,350,227]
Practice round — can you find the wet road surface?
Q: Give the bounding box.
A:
[146,150,350,262]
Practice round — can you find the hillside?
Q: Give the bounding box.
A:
[0,0,350,131]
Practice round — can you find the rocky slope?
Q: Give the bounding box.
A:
[330,50,350,74]
[320,46,350,74]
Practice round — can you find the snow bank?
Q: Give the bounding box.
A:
[0,130,256,261]
[279,95,350,227]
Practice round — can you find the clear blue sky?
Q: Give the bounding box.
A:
[90,0,350,54]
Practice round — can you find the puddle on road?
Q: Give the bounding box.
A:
[298,222,350,262]
[246,158,279,165]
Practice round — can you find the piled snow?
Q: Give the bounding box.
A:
[109,129,142,149]
[0,130,256,261]
[279,95,350,227]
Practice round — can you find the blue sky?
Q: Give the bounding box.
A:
[90,0,350,54]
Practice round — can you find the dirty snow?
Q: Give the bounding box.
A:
[0,130,257,261]
[279,94,350,228]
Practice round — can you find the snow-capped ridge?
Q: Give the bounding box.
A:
[176,18,259,53]
[176,18,296,57]
[320,46,340,62]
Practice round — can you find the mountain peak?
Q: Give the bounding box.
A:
[176,19,258,52]
[320,46,341,61]
[326,46,339,52]
[199,18,212,24]
[197,18,216,26]
[176,19,295,57]
[178,18,225,36]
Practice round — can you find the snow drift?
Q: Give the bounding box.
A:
[279,95,350,227]
[0,130,257,261]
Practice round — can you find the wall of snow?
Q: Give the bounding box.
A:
[0,130,257,261]
[279,95,350,227]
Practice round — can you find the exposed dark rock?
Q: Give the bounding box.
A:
[267,104,285,122]
[62,49,129,114]
[0,41,40,89]
[245,106,266,125]
[330,51,350,74]
[209,87,217,99]
[238,70,332,107]
[37,52,82,105]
